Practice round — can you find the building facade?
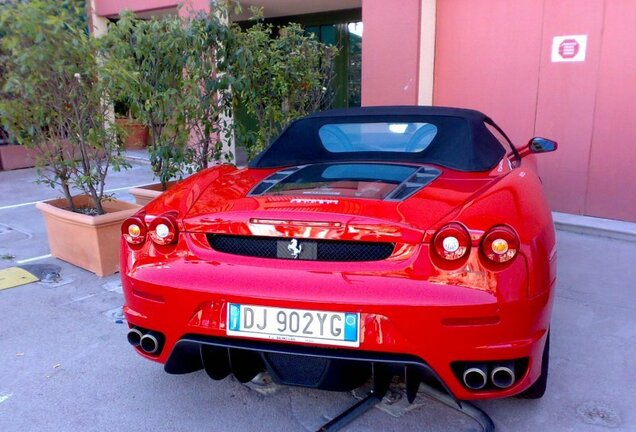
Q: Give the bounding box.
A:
[90,0,636,222]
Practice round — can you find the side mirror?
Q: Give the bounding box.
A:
[518,137,558,158]
[529,137,558,153]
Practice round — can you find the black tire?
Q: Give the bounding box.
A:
[517,331,550,399]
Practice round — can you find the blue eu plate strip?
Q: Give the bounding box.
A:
[344,313,358,342]
[229,304,241,331]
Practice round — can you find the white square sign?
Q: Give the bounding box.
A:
[551,35,587,62]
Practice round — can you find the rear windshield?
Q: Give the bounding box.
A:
[251,115,506,172]
[319,122,437,153]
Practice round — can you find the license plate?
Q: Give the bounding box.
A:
[227,304,360,347]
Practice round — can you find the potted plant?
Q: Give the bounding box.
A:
[105,12,191,205]
[114,97,149,150]
[0,0,138,276]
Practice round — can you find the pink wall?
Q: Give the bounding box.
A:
[585,0,636,220]
[361,0,421,106]
[532,0,604,215]
[178,0,211,17]
[94,0,179,16]
[434,0,636,221]
[94,0,209,17]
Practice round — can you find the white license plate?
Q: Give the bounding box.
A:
[227,304,360,347]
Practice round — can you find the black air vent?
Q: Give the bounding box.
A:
[248,166,304,196]
[207,235,394,262]
[385,167,441,201]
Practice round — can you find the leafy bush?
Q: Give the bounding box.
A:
[0,0,128,214]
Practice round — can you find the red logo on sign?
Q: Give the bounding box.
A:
[558,39,580,59]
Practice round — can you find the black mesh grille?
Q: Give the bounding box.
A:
[207,235,394,262]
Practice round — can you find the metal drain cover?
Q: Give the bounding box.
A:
[18,264,61,283]
[576,402,621,428]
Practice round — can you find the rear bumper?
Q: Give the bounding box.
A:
[121,247,554,400]
[166,335,451,396]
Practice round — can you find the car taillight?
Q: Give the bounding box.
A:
[148,214,179,246]
[433,223,471,261]
[481,225,519,263]
[122,216,147,245]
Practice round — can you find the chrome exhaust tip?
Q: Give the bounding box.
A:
[127,328,143,347]
[140,332,160,354]
[462,364,488,390]
[491,362,516,389]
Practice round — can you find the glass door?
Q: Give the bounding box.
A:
[305,19,362,109]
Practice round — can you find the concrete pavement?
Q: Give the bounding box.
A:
[0,163,634,431]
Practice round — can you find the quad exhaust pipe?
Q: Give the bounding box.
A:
[140,332,161,354]
[462,364,488,390]
[127,327,164,355]
[491,362,515,389]
[127,328,143,347]
[461,361,516,390]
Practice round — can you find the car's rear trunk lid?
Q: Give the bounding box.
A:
[183,162,497,244]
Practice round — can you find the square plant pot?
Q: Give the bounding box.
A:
[0,145,37,170]
[36,195,141,276]
[115,118,149,150]
[128,181,178,206]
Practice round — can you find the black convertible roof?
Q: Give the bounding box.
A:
[304,105,491,121]
[250,106,509,172]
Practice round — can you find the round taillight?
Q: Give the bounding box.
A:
[149,214,179,246]
[481,225,519,263]
[433,223,471,261]
[122,216,146,245]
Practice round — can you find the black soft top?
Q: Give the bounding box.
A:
[304,105,490,121]
[250,106,508,172]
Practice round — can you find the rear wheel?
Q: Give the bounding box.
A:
[517,331,550,399]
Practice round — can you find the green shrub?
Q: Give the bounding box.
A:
[0,0,128,214]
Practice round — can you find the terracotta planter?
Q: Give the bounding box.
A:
[0,145,37,170]
[128,181,177,206]
[36,195,141,277]
[116,118,149,150]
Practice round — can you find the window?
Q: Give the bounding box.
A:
[319,122,438,153]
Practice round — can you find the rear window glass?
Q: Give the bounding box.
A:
[251,112,507,172]
[319,122,437,153]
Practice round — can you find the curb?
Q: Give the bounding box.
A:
[123,149,152,166]
[553,212,636,242]
[125,155,152,165]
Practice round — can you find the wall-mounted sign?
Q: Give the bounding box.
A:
[551,35,587,62]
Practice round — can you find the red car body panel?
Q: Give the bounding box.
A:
[121,107,557,401]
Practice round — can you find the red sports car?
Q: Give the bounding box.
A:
[121,106,557,407]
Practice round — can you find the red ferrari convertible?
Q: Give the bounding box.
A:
[121,106,557,407]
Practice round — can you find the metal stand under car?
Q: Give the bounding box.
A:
[316,383,495,432]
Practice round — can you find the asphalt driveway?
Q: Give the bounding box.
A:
[0,164,634,432]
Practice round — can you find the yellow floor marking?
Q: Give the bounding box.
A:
[0,267,39,290]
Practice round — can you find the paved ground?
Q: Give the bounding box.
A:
[0,163,634,432]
